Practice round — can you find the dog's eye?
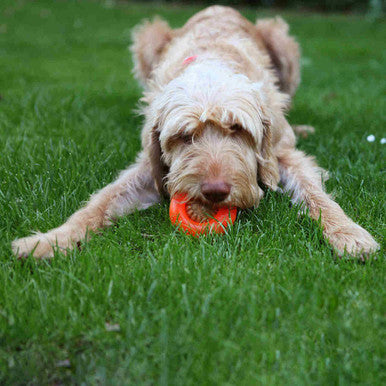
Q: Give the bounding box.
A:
[180,134,193,144]
[230,124,243,132]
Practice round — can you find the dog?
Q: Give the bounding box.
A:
[12,6,379,259]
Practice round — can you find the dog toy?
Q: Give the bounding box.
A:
[169,193,237,236]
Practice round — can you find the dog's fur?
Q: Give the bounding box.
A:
[12,6,379,259]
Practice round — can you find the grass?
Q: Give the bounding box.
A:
[0,0,385,384]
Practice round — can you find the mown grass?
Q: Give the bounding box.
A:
[0,0,385,384]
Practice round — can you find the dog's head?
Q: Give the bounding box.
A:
[145,61,286,209]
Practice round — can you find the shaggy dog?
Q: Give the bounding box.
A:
[12,6,379,259]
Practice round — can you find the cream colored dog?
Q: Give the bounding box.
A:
[12,6,379,259]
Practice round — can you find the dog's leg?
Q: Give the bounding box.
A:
[278,148,379,258]
[12,154,159,258]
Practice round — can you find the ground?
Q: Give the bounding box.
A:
[0,0,385,384]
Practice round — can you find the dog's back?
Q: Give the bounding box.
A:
[132,6,300,97]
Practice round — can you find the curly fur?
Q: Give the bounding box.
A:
[12,6,379,259]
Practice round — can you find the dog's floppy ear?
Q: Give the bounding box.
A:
[148,125,169,197]
[255,17,300,97]
[257,119,280,190]
[131,18,173,85]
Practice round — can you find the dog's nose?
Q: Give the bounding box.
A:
[201,180,231,203]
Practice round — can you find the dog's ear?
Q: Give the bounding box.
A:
[131,18,173,85]
[148,125,169,197]
[257,119,280,190]
[255,17,300,97]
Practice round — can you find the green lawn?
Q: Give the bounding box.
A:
[0,0,385,384]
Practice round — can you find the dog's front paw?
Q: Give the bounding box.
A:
[326,223,380,259]
[12,233,64,259]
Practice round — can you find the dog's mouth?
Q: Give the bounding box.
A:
[185,200,216,223]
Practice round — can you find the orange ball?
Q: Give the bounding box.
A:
[169,193,237,236]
